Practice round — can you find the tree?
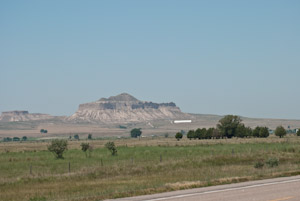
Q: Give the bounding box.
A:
[105,141,117,156]
[195,128,206,139]
[3,137,12,142]
[297,129,300,136]
[88,134,92,140]
[212,128,222,139]
[235,124,247,138]
[244,126,253,138]
[175,132,183,141]
[48,139,68,159]
[40,129,48,134]
[130,128,142,138]
[217,115,242,138]
[13,137,20,141]
[275,126,286,138]
[205,128,213,139]
[22,136,27,141]
[74,134,80,140]
[259,127,269,138]
[252,126,260,138]
[187,130,195,140]
[81,142,93,157]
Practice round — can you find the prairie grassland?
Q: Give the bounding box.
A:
[1,136,300,201]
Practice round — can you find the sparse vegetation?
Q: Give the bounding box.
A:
[1,137,300,200]
[254,160,264,169]
[266,157,279,167]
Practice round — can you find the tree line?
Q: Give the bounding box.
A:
[176,115,298,140]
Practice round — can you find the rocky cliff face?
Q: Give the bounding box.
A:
[0,111,54,122]
[68,93,190,123]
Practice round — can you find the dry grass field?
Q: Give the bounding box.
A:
[1,136,300,201]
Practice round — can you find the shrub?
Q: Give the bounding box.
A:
[266,157,279,168]
[105,141,117,156]
[74,134,80,140]
[88,134,92,140]
[22,136,27,141]
[3,137,12,142]
[254,161,264,169]
[81,142,93,157]
[297,129,300,136]
[175,132,183,141]
[48,139,68,159]
[164,133,169,138]
[29,196,47,201]
[40,129,48,134]
[13,137,20,141]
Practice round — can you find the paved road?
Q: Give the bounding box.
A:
[109,175,300,201]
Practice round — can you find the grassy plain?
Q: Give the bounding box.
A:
[1,136,300,201]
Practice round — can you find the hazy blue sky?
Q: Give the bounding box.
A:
[1,0,299,119]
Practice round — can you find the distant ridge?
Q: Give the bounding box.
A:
[0,111,54,122]
[68,93,191,123]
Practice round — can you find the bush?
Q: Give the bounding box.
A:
[164,133,169,138]
[130,128,142,138]
[175,132,183,141]
[74,134,80,140]
[297,129,300,136]
[22,136,27,141]
[87,134,92,140]
[81,142,93,157]
[40,129,48,134]
[254,161,264,169]
[13,137,20,141]
[266,157,279,168]
[3,137,12,142]
[48,139,68,159]
[105,141,117,156]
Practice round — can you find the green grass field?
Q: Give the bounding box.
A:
[1,136,300,201]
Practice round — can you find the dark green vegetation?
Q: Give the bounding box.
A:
[47,139,68,159]
[81,142,93,158]
[275,126,287,138]
[1,137,300,201]
[175,132,183,140]
[186,115,271,140]
[130,128,142,138]
[105,141,117,155]
[40,129,48,134]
